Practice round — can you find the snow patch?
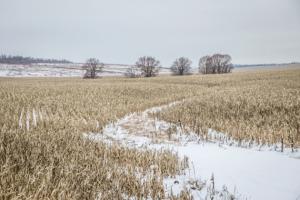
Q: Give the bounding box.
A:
[85,101,300,200]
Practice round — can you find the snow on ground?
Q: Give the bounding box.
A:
[85,101,300,200]
[0,63,174,77]
[0,64,84,77]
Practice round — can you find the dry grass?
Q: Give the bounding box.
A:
[155,67,300,149]
[0,77,195,199]
[0,66,299,199]
[0,129,188,199]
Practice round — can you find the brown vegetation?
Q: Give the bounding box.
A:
[0,66,299,199]
[156,68,300,150]
[0,78,195,199]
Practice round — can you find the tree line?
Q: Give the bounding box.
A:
[0,55,72,65]
[83,54,233,79]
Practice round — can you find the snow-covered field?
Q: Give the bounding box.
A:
[0,63,173,77]
[1,63,298,78]
[0,64,84,77]
[85,101,300,200]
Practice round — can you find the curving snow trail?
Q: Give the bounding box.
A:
[85,101,300,200]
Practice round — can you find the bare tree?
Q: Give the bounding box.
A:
[135,56,160,77]
[198,55,210,74]
[83,58,104,79]
[125,66,142,78]
[170,57,192,75]
[199,54,233,74]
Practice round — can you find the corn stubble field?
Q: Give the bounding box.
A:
[0,66,299,199]
[156,68,300,150]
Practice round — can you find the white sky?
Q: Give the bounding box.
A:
[0,0,299,65]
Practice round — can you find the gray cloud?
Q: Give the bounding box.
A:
[1,0,299,65]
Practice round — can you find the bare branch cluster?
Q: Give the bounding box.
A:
[136,56,160,77]
[125,66,142,78]
[170,57,192,75]
[82,58,104,79]
[199,54,233,74]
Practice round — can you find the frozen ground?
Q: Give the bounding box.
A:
[1,63,298,78]
[85,101,300,200]
[0,63,174,77]
[0,63,84,77]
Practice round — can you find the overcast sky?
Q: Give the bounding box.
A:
[0,0,299,65]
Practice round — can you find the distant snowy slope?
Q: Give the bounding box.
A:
[0,64,123,77]
[0,63,174,77]
[0,64,83,77]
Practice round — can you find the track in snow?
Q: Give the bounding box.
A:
[85,101,300,200]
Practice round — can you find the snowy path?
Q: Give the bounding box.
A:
[175,144,300,200]
[86,101,300,200]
